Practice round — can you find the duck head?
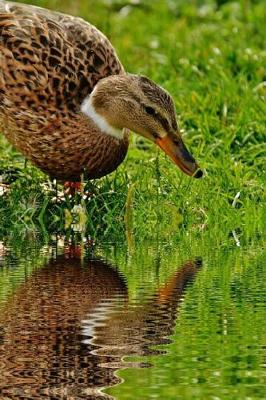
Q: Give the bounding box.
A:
[81,74,203,178]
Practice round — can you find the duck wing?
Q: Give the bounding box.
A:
[0,1,124,117]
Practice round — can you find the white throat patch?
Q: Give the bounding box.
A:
[81,94,124,140]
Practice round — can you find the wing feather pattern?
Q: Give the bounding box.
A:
[0,1,124,118]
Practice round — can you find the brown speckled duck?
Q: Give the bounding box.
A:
[0,1,202,185]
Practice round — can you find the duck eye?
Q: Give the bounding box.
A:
[144,106,156,116]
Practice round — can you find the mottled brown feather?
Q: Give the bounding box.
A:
[0,1,128,180]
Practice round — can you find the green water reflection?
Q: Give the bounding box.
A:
[0,231,265,399]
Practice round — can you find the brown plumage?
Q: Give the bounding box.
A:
[0,1,202,182]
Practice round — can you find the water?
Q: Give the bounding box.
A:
[0,233,265,399]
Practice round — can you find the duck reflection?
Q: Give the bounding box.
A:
[0,247,202,399]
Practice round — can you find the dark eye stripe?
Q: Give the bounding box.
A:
[157,115,170,131]
[143,103,171,132]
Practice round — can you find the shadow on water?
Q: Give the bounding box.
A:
[0,245,202,399]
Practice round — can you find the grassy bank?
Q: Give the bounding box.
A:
[0,0,265,239]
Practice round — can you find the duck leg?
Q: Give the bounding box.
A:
[64,173,92,201]
[64,181,82,196]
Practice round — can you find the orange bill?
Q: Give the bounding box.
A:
[156,134,203,178]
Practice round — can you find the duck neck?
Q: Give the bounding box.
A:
[81,90,124,140]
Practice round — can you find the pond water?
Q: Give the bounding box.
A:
[0,233,265,399]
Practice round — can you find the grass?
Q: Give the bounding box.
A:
[0,0,265,240]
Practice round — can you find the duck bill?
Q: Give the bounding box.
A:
[156,134,202,178]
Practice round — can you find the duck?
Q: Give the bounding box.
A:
[0,1,203,187]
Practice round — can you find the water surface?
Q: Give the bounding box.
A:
[0,234,265,399]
